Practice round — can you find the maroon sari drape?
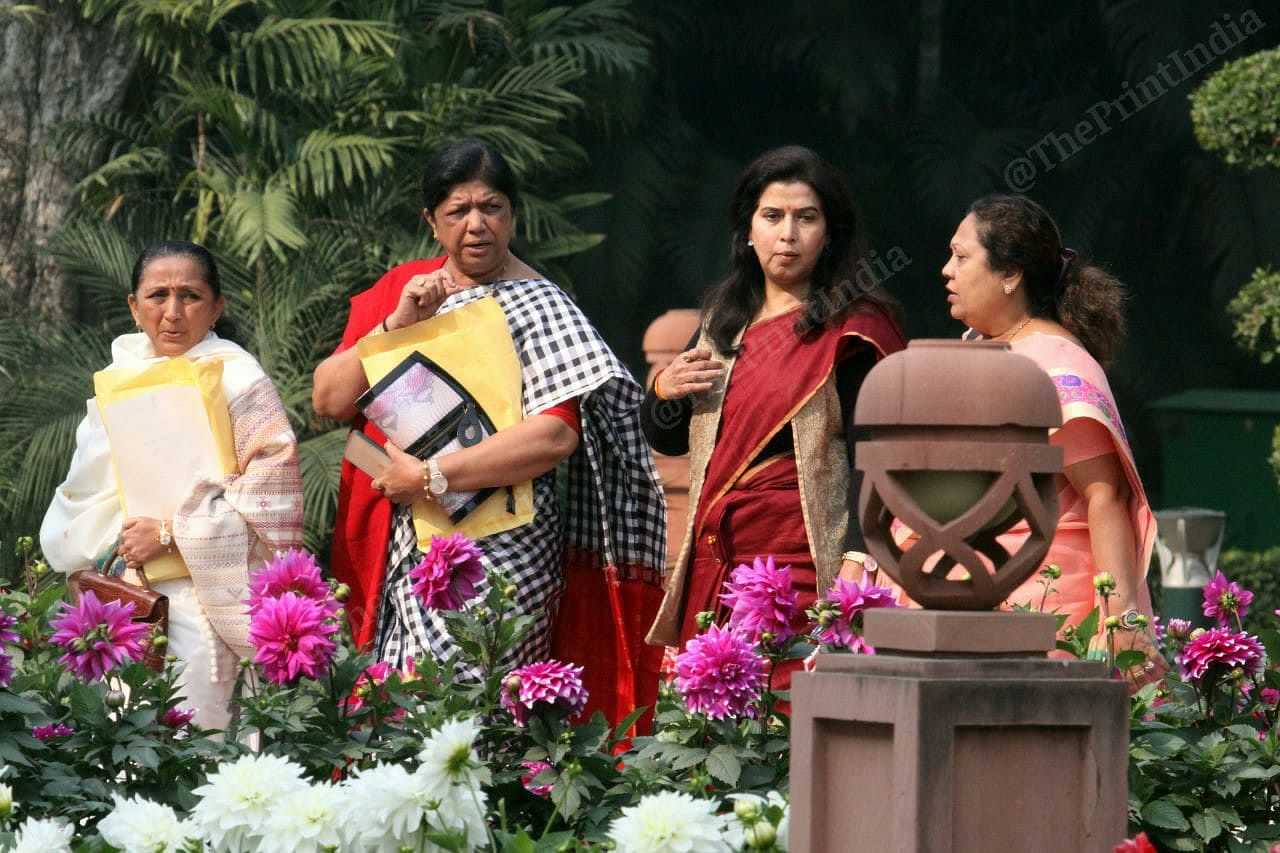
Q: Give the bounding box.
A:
[678,304,904,692]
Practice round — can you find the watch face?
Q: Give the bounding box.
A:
[428,474,448,497]
[159,530,172,546]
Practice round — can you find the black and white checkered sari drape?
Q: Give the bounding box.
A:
[375,279,666,676]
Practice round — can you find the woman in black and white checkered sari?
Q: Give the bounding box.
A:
[313,140,666,702]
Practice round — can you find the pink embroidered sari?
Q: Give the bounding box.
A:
[998,334,1156,626]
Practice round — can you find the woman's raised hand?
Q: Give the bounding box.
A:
[385,269,466,331]
[655,347,724,400]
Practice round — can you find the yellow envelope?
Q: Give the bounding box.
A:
[356,296,533,544]
[93,358,238,581]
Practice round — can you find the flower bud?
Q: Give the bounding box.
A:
[503,584,518,600]
[14,536,33,556]
[0,783,13,818]
[695,610,714,630]
[759,631,776,644]
[503,674,522,696]
[1189,628,1206,641]
[1093,573,1116,594]
[333,583,351,603]
[734,798,760,820]
[1166,618,1192,640]
[1041,563,1062,580]
[744,821,777,848]
[104,689,126,709]
[1134,614,1149,628]
[240,657,254,669]
[150,633,168,649]
[32,560,48,577]
[1104,616,1121,630]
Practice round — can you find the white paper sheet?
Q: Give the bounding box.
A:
[98,385,224,519]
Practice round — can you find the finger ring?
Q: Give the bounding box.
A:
[682,353,695,363]
[1143,661,1156,671]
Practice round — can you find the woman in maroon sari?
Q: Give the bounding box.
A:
[642,146,906,690]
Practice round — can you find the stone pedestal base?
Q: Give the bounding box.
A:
[789,611,1128,852]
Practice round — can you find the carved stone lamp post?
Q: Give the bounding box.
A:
[790,341,1129,853]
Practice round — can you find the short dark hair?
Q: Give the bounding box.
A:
[968,194,1126,366]
[129,240,222,298]
[702,145,896,354]
[420,138,520,212]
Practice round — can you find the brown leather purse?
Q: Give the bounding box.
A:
[68,555,169,673]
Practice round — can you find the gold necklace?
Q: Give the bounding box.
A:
[998,316,1032,342]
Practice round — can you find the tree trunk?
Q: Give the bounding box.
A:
[0,2,135,319]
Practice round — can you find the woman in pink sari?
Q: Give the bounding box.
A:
[942,194,1160,685]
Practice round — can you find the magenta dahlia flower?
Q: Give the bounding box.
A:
[818,571,899,647]
[248,592,339,684]
[1202,571,1254,627]
[0,609,18,646]
[719,556,799,646]
[501,659,588,726]
[49,591,149,680]
[247,548,335,616]
[0,649,12,689]
[32,723,73,740]
[162,707,196,728]
[520,761,555,796]
[410,533,485,611]
[674,623,767,720]
[1178,627,1264,682]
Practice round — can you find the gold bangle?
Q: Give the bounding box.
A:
[653,376,669,401]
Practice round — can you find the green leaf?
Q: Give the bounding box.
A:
[705,745,741,786]
[1115,649,1147,671]
[1190,811,1223,843]
[1141,799,1190,830]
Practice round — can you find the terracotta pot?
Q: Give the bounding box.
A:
[854,340,1063,610]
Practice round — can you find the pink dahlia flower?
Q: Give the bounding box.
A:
[1264,688,1280,707]
[520,761,555,796]
[49,591,149,681]
[247,548,335,616]
[341,660,409,723]
[501,659,588,726]
[674,623,766,720]
[410,533,485,611]
[0,609,18,646]
[1203,571,1254,627]
[818,571,899,647]
[249,592,339,684]
[162,707,196,728]
[719,556,799,646]
[0,649,12,689]
[32,723,73,740]
[1178,627,1264,682]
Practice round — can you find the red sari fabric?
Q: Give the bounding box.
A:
[329,257,446,649]
[678,305,906,691]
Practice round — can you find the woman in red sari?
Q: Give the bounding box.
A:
[642,146,906,691]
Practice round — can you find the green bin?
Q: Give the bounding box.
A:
[1148,390,1280,551]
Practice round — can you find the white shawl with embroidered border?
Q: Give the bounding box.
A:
[40,332,304,659]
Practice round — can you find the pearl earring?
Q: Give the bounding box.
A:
[747,239,754,246]
[1003,282,1015,295]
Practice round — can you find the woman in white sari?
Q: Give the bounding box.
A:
[40,240,304,729]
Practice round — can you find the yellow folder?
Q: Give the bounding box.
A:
[356,296,533,544]
[93,358,238,581]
